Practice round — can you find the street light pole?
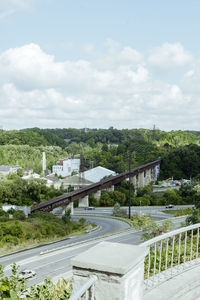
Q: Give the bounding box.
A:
[129,152,131,219]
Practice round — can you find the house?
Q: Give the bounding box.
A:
[52,157,80,177]
[22,173,62,189]
[0,165,22,176]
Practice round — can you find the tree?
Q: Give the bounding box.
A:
[99,192,114,206]
[112,202,127,217]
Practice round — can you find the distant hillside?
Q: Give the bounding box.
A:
[1,127,200,149]
[0,128,200,178]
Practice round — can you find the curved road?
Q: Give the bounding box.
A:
[0,216,132,285]
[0,206,189,285]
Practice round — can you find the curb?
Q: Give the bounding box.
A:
[39,226,139,255]
[0,215,131,258]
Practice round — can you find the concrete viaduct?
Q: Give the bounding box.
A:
[31,158,161,214]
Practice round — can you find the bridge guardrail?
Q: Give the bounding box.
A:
[69,275,97,300]
[140,223,200,290]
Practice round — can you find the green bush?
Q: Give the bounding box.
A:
[112,202,128,217]
[79,218,86,226]
[9,224,23,238]
[0,216,9,222]
[25,232,32,240]
[89,194,99,206]
[13,210,26,221]
[100,192,115,206]
[34,232,41,240]
[2,235,19,245]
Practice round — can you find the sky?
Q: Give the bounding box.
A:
[0,0,200,131]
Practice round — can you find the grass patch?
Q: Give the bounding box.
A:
[162,208,193,216]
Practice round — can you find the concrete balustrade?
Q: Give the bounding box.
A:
[71,241,148,300]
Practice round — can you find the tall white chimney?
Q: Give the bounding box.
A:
[42,152,46,173]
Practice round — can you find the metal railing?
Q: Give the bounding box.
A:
[69,275,97,300]
[140,223,200,290]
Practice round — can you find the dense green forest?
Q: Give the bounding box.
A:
[0,127,200,178]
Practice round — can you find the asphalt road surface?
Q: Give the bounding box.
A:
[0,206,190,285]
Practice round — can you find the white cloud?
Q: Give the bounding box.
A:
[0,42,199,131]
[148,43,193,69]
[0,0,42,18]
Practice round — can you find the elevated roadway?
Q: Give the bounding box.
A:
[31,159,161,213]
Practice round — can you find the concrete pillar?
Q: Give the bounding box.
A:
[131,175,137,195]
[78,195,89,208]
[138,172,144,188]
[66,202,74,215]
[151,165,159,182]
[145,169,151,185]
[93,190,101,202]
[71,241,148,300]
[106,185,114,192]
[59,202,74,216]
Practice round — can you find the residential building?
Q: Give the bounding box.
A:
[52,157,80,177]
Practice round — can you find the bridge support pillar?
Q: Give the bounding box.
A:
[145,169,151,185]
[106,185,114,192]
[152,164,160,182]
[138,172,144,188]
[131,175,137,195]
[60,202,74,216]
[66,202,74,215]
[71,241,148,300]
[93,190,101,202]
[78,195,89,208]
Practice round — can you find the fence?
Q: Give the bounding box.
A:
[70,223,200,299]
[140,223,200,290]
[69,275,97,300]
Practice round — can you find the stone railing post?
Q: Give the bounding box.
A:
[71,241,148,300]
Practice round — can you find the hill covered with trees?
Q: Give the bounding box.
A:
[0,127,200,179]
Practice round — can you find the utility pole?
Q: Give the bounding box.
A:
[129,152,131,219]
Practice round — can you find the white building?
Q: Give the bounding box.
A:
[52,158,80,177]
[81,166,116,183]
[0,165,22,176]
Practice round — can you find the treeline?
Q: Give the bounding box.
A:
[1,127,200,179]
[1,127,200,149]
[0,177,63,206]
[89,181,196,208]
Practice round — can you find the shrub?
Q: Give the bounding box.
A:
[100,192,114,206]
[89,194,99,206]
[13,210,26,221]
[25,232,32,240]
[112,202,128,217]
[2,235,19,245]
[34,232,41,240]
[0,216,9,222]
[62,209,71,223]
[79,218,86,226]
[9,224,23,238]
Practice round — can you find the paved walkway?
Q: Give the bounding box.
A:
[144,263,200,300]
